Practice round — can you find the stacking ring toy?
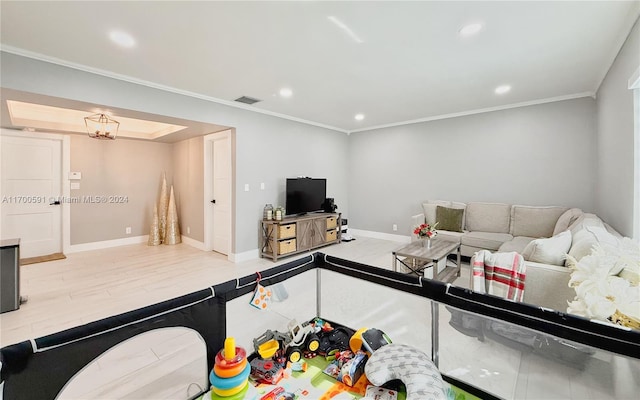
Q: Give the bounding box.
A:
[209,363,250,389]
[213,358,247,378]
[215,346,246,368]
[212,380,248,397]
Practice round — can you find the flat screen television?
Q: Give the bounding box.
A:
[285,178,327,216]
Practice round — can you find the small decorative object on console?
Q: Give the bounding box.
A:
[264,204,274,220]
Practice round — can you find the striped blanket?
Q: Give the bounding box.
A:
[472,250,526,302]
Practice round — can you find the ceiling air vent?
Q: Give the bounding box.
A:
[234,96,262,105]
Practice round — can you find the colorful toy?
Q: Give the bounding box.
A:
[249,357,285,384]
[350,328,391,355]
[337,351,367,387]
[210,337,250,397]
[252,319,320,364]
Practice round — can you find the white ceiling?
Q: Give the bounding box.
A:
[1,1,639,133]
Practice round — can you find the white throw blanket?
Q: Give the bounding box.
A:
[472,250,526,302]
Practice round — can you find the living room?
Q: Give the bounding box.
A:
[1,2,639,399]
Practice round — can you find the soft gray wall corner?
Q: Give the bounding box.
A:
[596,17,640,238]
[347,98,598,236]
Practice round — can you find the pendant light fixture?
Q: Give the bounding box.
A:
[84,113,119,140]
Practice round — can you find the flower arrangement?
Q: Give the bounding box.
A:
[414,222,438,239]
[566,238,640,329]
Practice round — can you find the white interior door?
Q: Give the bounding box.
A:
[211,133,231,255]
[0,135,62,258]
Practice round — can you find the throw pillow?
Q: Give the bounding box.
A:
[421,203,438,225]
[553,208,583,236]
[522,230,572,266]
[435,205,464,232]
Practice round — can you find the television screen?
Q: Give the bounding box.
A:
[285,178,327,215]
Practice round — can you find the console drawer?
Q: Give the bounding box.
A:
[278,224,296,239]
[326,217,338,230]
[326,230,337,242]
[278,239,296,255]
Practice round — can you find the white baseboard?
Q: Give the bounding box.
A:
[230,249,260,263]
[181,236,207,251]
[349,229,411,243]
[67,235,149,253]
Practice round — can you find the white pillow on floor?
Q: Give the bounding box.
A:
[522,230,572,266]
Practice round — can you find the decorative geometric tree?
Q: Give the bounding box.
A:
[148,204,161,246]
[164,185,181,245]
[158,172,169,243]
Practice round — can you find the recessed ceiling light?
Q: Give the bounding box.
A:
[459,23,483,37]
[279,88,293,97]
[109,30,136,48]
[495,85,512,95]
[355,114,365,121]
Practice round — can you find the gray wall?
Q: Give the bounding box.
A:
[0,52,349,254]
[172,136,205,242]
[70,135,173,244]
[347,98,598,235]
[596,18,639,238]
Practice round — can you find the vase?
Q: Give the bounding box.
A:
[422,238,432,249]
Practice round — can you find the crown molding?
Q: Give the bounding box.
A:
[0,45,349,134]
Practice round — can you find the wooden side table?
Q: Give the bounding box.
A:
[392,239,461,283]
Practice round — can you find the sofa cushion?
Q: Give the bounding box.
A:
[422,200,449,225]
[498,236,536,253]
[461,231,513,251]
[465,202,511,233]
[522,230,572,266]
[436,206,464,232]
[436,230,464,244]
[509,205,568,238]
[553,208,583,236]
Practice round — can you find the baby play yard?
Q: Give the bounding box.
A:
[1,253,638,399]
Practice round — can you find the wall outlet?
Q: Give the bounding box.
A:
[392,224,398,231]
[187,226,191,234]
[260,182,265,190]
[244,183,250,191]
[125,227,131,234]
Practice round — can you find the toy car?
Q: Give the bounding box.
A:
[287,319,320,361]
[253,320,321,364]
[249,358,284,385]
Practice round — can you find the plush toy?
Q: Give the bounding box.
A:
[364,343,447,400]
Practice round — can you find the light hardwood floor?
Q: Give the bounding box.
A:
[1,236,411,347]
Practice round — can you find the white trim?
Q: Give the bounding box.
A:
[62,135,71,255]
[349,229,411,243]
[633,87,640,241]
[0,45,348,134]
[0,129,70,255]
[229,249,260,263]
[67,235,148,254]
[181,235,207,251]
[630,66,640,90]
[349,92,594,133]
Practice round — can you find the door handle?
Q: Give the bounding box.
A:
[211,199,216,204]
[50,200,61,205]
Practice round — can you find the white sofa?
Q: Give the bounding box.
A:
[411,201,622,311]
